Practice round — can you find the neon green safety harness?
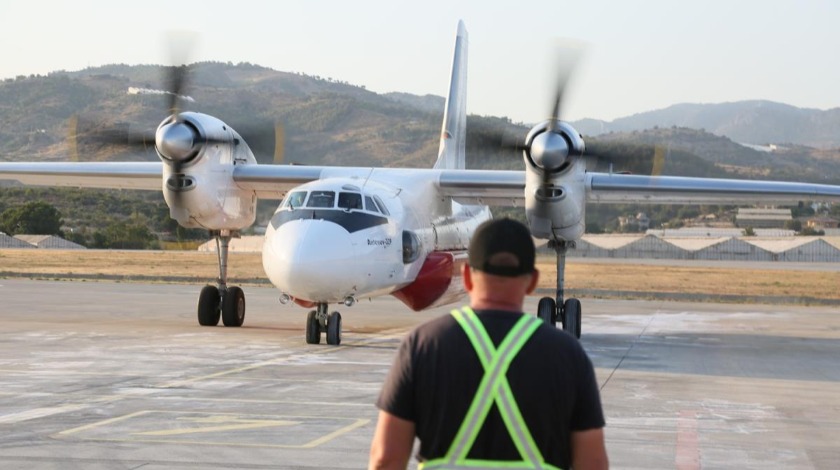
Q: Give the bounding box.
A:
[420,307,562,470]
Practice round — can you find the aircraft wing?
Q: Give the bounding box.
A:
[0,161,324,197]
[232,164,329,199]
[4,162,840,206]
[437,169,526,205]
[437,169,840,206]
[0,162,163,190]
[586,173,840,205]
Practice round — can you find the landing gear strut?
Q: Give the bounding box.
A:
[196,230,246,328]
[305,303,342,345]
[536,240,581,339]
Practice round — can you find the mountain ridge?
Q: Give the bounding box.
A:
[1,62,837,183]
[572,100,840,148]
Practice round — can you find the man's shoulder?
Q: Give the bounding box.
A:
[406,312,463,347]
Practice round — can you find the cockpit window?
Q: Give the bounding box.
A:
[364,196,378,213]
[306,191,335,208]
[338,192,363,210]
[373,196,390,216]
[283,191,307,209]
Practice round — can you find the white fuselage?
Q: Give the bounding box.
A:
[261,169,490,307]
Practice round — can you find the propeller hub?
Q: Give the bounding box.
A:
[156,120,198,163]
[530,131,569,171]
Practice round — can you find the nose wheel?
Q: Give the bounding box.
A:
[305,304,342,345]
[536,240,582,339]
[196,231,246,328]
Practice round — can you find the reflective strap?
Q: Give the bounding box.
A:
[420,307,560,470]
[421,461,555,469]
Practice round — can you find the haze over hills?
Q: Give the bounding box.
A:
[572,100,840,149]
[0,61,838,185]
[2,61,839,243]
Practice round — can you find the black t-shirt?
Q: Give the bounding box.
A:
[376,309,605,468]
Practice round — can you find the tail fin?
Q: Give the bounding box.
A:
[433,20,468,170]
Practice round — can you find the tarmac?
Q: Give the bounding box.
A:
[0,279,838,469]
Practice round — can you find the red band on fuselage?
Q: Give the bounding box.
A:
[391,251,468,311]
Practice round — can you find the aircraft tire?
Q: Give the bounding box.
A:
[563,298,582,339]
[197,285,221,326]
[222,286,246,327]
[306,310,321,344]
[537,297,556,326]
[326,311,342,345]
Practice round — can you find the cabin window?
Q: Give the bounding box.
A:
[306,191,335,208]
[338,192,363,210]
[283,191,307,209]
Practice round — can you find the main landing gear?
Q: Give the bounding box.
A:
[305,303,342,345]
[536,240,582,339]
[197,230,246,328]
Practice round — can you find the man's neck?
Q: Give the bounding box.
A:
[469,298,524,313]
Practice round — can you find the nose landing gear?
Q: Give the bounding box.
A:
[305,303,342,345]
[536,239,581,339]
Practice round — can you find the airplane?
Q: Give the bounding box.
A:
[2,21,840,345]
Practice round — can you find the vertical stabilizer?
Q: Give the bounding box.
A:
[433,20,468,170]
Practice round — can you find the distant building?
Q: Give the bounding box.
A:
[735,208,792,229]
[0,233,36,249]
[13,235,86,250]
[618,212,650,232]
[568,234,840,262]
[806,217,839,230]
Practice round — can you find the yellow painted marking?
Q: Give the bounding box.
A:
[0,404,88,424]
[301,418,371,448]
[57,410,150,436]
[158,358,290,388]
[135,415,300,436]
[156,327,410,389]
[55,410,372,449]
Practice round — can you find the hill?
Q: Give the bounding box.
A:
[573,100,840,149]
[590,127,840,184]
[2,62,839,243]
[1,62,450,168]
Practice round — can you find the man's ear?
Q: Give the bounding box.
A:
[525,268,540,295]
[462,263,474,292]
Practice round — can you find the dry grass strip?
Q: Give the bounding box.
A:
[1,249,838,301]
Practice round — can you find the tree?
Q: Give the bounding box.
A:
[0,201,63,235]
[92,219,156,249]
[784,219,802,232]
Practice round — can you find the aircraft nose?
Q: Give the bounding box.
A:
[262,219,359,301]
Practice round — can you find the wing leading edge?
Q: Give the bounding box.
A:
[436,169,840,206]
[3,162,840,207]
[0,161,325,198]
[586,173,840,205]
[0,162,163,190]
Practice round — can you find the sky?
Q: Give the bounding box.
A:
[1,0,838,123]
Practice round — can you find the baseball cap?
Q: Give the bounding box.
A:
[468,218,536,277]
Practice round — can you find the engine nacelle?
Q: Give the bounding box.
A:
[523,120,586,241]
[157,112,258,230]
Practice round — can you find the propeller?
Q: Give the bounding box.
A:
[472,40,669,178]
[67,32,287,169]
[471,40,585,184]
[585,140,670,176]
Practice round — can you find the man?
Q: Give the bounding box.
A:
[369,218,608,469]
